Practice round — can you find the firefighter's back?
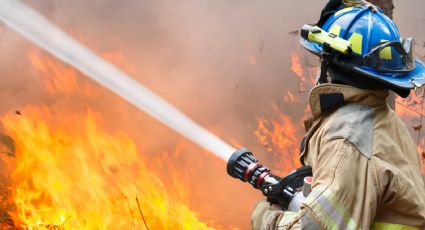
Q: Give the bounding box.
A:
[372,103,425,227]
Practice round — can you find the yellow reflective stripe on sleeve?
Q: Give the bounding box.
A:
[282,211,297,219]
[329,24,342,37]
[335,7,354,16]
[372,222,419,230]
[379,39,392,60]
[277,211,299,227]
[309,189,359,230]
[348,33,363,55]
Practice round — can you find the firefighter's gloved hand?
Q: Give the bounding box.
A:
[251,200,284,230]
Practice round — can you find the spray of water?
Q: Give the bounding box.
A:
[0,0,236,161]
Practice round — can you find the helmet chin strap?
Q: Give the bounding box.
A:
[317,44,334,85]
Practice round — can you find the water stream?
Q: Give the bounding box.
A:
[0,0,236,161]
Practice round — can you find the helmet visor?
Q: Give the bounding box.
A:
[363,38,415,73]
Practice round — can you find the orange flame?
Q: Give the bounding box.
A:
[0,50,225,229]
[29,52,79,95]
[2,108,215,229]
[255,114,301,175]
[290,51,317,92]
[290,52,304,78]
[282,91,296,103]
[251,51,315,176]
[396,95,425,174]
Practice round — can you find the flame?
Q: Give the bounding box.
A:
[254,114,301,175]
[0,50,224,229]
[396,95,425,174]
[29,52,79,95]
[282,91,296,103]
[2,108,215,229]
[252,51,315,176]
[290,51,317,92]
[290,52,304,79]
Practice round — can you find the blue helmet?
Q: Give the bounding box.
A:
[300,5,425,90]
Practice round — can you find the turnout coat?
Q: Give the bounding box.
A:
[251,84,425,229]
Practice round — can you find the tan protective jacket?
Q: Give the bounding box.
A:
[251,84,425,229]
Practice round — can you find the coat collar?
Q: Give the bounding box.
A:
[300,84,389,164]
[309,84,389,118]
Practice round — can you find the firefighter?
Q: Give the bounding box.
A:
[251,0,425,229]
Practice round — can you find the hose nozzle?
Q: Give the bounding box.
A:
[227,148,313,209]
[227,148,279,189]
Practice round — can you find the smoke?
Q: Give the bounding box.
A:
[0,0,236,163]
[0,0,424,228]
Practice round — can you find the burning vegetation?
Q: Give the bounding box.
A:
[2,108,216,229]
[0,51,224,229]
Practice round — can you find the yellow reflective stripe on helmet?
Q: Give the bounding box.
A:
[348,33,363,55]
[335,7,354,16]
[309,189,359,230]
[372,222,419,230]
[329,24,342,37]
[379,39,392,60]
